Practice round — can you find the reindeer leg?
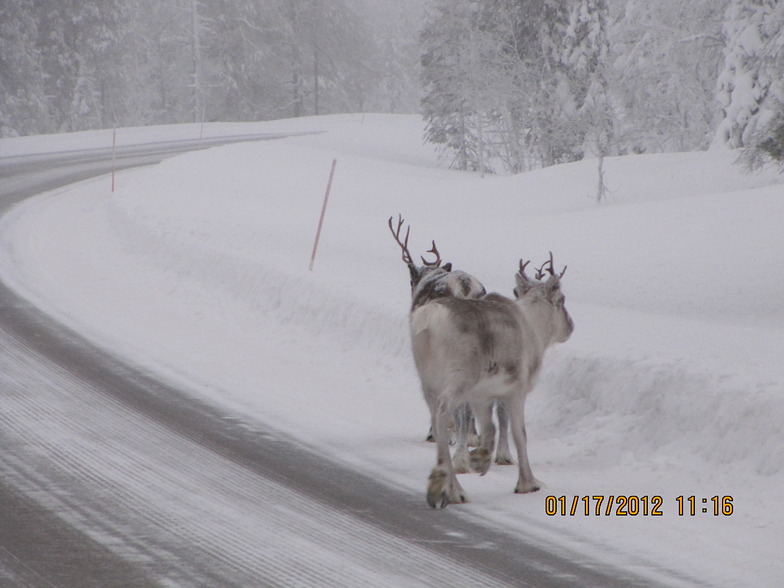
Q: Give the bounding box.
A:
[494,400,515,465]
[508,394,540,493]
[471,402,495,476]
[469,401,495,476]
[427,399,468,508]
[452,404,471,474]
[423,388,438,442]
[466,405,480,447]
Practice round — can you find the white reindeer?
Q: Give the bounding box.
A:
[410,254,574,508]
[388,215,514,471]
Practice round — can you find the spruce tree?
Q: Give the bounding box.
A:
[420,0,481,171]
[713,0,783,149]
[0,0,49,135]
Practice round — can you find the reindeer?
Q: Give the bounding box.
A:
[409,254,574,508]
[387,215,514,471]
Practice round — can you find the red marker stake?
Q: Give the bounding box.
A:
[309,159,337,271]
[111,127,117,193]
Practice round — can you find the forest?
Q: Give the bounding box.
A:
[1,0,782,172]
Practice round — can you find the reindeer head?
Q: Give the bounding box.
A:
[388,214,450,288]
[388,214,485,310]
[514,252,574,345]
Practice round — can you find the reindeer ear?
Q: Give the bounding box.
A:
[545,275,561,295]
[515,273,533,298]
[443,262,452,272]
[408,264,421,286]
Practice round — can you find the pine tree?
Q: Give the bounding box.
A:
[144,0,200,125]
[718,0,784,173]
[563,0,612,154]
[610,0,725,153]
[758,118,784,164]
[713,0,783,149]
[0,0,402,136]
[534,0,612,165]
[421,0,612,174]
[356,0,422,114]
[0,0,49,136]
[35,1,123,132]
[420,0,482,171]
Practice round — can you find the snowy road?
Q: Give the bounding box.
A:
[1,138,663,586]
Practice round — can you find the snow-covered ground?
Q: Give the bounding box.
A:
[1,114,783,586]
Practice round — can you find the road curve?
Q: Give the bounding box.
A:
[1,136,669,587]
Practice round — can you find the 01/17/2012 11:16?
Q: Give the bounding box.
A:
[544,495,734,517]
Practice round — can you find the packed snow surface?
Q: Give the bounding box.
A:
[1,114,783,586]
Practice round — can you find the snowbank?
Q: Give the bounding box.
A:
[2,114,783,586]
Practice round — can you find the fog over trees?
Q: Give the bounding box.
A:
[1,0,782,172]
[0,0,423,134]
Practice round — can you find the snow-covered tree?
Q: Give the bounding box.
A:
[0,0,405,136]
[563,0,612,155]
[34,1,124,132]
[131,0,193,125]
[713,0,783,149]
[610,0,726,153]
[266,0,377,119]
[420,0,481,171]
[198,0,262,122]
[535,0,612,165]
[421,0,612,173]
[714,0,784,175]
[0,0,49,136]
[354,0,422,114]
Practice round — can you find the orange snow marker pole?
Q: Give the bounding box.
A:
[309,158,337,271]
[111,127,117,193]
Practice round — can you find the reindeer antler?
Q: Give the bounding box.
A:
[421,240,442,267]
[539,251,567,279]
[388,215,444,268]
[520,253,567,282]
[518,259,532,280]
[388,214,414,266]
[534,257,550,280]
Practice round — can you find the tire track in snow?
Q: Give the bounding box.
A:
[1,324,515,587]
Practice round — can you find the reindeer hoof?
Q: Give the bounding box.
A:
[514,480,541,494]
[494,452,515,466]
[427,467,449,508]
[449,487,469,505]
[427,490,448,509]
[427,467,468,508]
[469,448,492,475]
